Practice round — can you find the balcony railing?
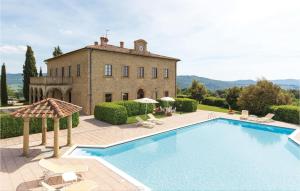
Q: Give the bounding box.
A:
[30,77,73,85]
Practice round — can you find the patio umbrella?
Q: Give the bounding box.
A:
[134,98,158,116]
[160,97,175,107]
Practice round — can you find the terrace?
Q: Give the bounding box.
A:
[30,77,73,85]
[29,77,73,103]
[1,110,299,190]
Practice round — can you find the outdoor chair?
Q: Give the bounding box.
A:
[147,114,164,125]
[136,116,155,128]
[172,107,176,113]
[240,110,249,120]
[39,159,88,181]
[252,113,275,123]
[41,180,98,191]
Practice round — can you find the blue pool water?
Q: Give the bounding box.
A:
[70,118,300,190]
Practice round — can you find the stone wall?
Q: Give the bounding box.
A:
[43,48,177,115]
[46,49,90,114]
[90,50,177,114]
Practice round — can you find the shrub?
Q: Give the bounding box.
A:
[114,101,154,116]
[202,96,227,108]
[0,112,80,139]
[114,101,140,116]
[226,87,241,110]
[139,103,154,114]
[268,105,299,124]
[176,95,191,99]
[238,79,292,115]
[215,89,227,98]
[188,80,207,102]
[94,103,127,124]
[156,99,175,108]
[174,98,198,112]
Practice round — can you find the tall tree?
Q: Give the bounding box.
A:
[188,80,207,102]
[1,63,8,105]
[52,46,63,57]
[238,79,292,115]
[23,46,37,102]
[226,87,241,110]
[39,67,43,77]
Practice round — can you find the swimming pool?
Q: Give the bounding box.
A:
[69,118,300,190]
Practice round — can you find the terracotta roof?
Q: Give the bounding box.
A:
[44,44,180,62]
[86,44,180,61]
[11,98,82,118]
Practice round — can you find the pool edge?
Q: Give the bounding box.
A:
[62,117,219,190]
[62,116,299,190]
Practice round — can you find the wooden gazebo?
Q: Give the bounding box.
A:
[11,98,82,157]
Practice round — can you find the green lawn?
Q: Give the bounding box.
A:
[197,104,230,113]
[126,113,165,124]
[292,98,300,106]
[0,111,9,116]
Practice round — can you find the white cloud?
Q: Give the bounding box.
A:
[0,45,27,54]
[1,0,300,79]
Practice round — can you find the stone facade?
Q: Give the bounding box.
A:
[30,37,179,115]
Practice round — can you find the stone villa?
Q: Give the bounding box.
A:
[30,37,180,114]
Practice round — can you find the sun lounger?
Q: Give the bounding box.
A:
[41,180,98,191]
[41,181,57,191]
[252,113,275,123]
[147,114,164,125]
[240,110,249,120]
[39,159,88,180]
[136,116,155,128]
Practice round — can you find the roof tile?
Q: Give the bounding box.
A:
[11,98,82,119]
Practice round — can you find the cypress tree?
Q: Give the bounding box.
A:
[23,46,37,102]
[57,46,63,55]
[53,46,63,57]
[1,63,8,105]
[39,67,43,77]
[52,47,57,57]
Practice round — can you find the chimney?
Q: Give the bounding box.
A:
[94,41,98,45]
[120,41,124,48]
[100,36,109,46]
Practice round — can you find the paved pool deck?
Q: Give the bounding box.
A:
[1,110,299,190]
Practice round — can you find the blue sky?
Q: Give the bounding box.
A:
[1,0,300,80]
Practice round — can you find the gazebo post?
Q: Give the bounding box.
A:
[67,115,72,146]
[41,118,47,145]
[11,98,82,158]
[23,118,30,157]
[53,118,60,157]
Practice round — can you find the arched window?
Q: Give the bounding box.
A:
[137,89,144,99]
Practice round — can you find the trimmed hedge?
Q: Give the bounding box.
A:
[174,98,198,112]
[0,112,80,139]
[114,101,140,116]
[268,105,299,124]
[114,101,154,117]
[94,103,127,124]
[202,97,228,108]
[176,95,191,99]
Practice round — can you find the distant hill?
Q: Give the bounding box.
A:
[177,75,300,90]
[6,73,23,90]
[3,73,300,91]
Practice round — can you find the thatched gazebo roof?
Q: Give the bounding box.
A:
[11,98,82,118]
